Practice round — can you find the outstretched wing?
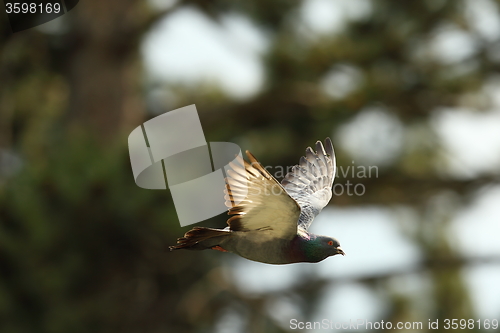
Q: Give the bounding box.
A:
[281,138,336,231]
[224,151,301,241]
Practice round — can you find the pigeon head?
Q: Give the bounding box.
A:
[298,235,345,263]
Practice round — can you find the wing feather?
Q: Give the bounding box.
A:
[224,151,301,240]
[281,138,336,231]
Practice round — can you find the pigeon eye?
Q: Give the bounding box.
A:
[328,241,333,246]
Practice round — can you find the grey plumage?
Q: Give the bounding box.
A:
[282,137,335,231]
[170,138,345,264]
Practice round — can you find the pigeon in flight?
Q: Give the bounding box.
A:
[169,138,344,264]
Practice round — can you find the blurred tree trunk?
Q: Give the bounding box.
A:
[64,0,151,142]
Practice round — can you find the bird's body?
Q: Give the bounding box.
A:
[170,138,345,264]
[219,230,294,264]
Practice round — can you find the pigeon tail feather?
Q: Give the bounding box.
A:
[169,227,230,251]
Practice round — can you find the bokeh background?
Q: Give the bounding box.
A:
[1,0,500,332]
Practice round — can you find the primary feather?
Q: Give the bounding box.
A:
[281,137,336,231]
[224,152,301,240]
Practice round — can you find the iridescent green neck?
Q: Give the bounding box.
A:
[290,233,329,263]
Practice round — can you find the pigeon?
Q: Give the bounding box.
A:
[169,138,344,264]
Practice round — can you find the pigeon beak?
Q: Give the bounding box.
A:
[336,248,345,256]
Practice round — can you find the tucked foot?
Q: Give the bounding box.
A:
[211,245,228,252]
